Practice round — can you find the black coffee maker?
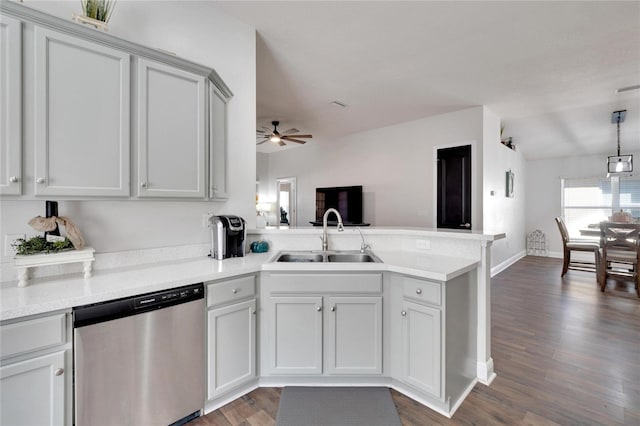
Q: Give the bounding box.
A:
[209,215,246,260]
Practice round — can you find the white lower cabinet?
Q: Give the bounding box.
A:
[401,300,442,398]
[0,351,66,426]
[206,275,257,403]
[268,296,324,375]
[207,299,256,399]
[326,296,382,375]
[264,273,383,377]
[0,311,71,426]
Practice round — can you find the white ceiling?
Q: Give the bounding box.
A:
[211,1,640,159]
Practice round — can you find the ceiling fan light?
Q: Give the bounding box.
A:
[270,135,281,143]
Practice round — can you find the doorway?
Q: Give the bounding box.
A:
[436,145,472,230]
[276,177,296,227]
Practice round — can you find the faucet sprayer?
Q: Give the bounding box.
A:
[356,227,371,253]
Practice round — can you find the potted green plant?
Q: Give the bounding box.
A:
[73,0,116,31]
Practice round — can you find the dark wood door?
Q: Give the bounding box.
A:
[437,145,471,230]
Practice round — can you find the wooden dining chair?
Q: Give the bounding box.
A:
[599,221,640,297]
[554,217,600,276]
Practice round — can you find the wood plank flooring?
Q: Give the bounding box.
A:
[190,256,640,425]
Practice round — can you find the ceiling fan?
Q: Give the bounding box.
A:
[257,121,312,146]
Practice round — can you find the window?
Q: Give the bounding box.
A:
[619,178,640,218]
[562,176,640,237]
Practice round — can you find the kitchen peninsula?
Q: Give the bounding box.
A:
[0,227,503,422]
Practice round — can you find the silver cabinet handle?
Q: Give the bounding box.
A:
[401,310,406,317]
[54,368,64,376]
[232,288,238,294]
[140,182,147,188]
[36,177,45,184]
[330,305,336,312]
[416,288,422,295]
[316,306,322,312]
[9,176,18,183]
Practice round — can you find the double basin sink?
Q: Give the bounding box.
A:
[273,250,382,263]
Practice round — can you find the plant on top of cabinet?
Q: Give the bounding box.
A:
[72,0,116,31]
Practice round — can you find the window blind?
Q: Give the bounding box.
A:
[562,177,611,237]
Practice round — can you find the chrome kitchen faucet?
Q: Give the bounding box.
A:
[321,208,344,251]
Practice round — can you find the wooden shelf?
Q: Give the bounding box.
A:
[15,247,95,287]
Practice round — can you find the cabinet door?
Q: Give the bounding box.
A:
[326,296,382,375]
[0,350,66,426]
[0,15,22,195]
[209,85,228,199]
[401,300,442,399]
[34,27,130,196]
[137,58,206,198]
[268,296,323,375]
[207,299,256,400]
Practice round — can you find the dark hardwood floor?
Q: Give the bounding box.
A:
[191,256,640,425]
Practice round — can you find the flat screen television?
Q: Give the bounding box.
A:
[313,185,367,226]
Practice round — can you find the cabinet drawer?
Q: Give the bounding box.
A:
[402,276,441,306]
[207,275,256,307]
[268,273,382,294]
[1,313,67,360]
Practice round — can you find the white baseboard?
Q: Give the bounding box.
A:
[548,250,562,259]
[448,378,478,416]
[203,381,259,414]
[476,358,496,385]
[491,250,526,277]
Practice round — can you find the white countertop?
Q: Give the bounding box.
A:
[1,250,478,321]
[250,226,505,241]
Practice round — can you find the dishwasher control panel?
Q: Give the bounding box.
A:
[134,286,202,309]
[74,283,204,328]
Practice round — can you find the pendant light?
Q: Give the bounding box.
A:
[607,110,632,176]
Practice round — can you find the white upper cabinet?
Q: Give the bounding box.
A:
[0,16,22,195]
[34,27,130,197]
[209,85,228,200]
[137,58,206,198]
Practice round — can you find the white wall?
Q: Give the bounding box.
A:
[482,107,527,267]
[266,107,485,228]
[525,152,640,256]
[1,2,256,263]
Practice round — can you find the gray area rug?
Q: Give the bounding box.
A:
[276,387,402,426]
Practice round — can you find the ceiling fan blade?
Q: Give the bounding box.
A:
[283,134,312,139]
[256,129,269,134]
[256,139,269,145]
[278,141,286,147]
[282,128,299,135]
[282,138,307,144]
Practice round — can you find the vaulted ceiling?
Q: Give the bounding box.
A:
[212,1,640,159]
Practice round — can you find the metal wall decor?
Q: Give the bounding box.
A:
[506,170,515,198]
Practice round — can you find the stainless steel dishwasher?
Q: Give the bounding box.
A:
[73,283,205,426]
